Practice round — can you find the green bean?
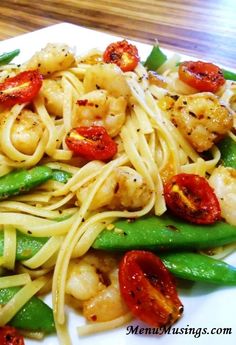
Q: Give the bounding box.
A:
[0,49,20,66]
[93,214,236,251]
[0,286,55,333]
[160,252,236,285]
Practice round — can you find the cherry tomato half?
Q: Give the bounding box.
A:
[164,173,221,224]
[65,126,117,161]
[119,250,183,327]
[0,326,25,345]
[0,70,43,107]
[178,61,225,93]
[103,40,140,72]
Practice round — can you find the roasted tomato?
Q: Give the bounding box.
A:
[178,61,225,93]
[164,173,221,224]
[119,250,183,327]
[65,126,117,161]
[103,40,140,72]
[0,70,43,107]
[0,326,24,345]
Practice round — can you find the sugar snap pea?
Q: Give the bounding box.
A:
[160,252,236,285]
[144,44,167,70]
[0,166,72,200]
[0,231,49,261]
[0,214,72,262]
[0,49,20,66]
[0,286,55,333]
[222,68,236,81]
[217,136,236,169]
[0,166,53,200]
[51,169,72,183]
[0,216,73,262]
[93,214,236,251]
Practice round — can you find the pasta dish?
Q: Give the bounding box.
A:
[0,36,235,345]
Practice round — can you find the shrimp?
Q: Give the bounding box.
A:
[66,251,128,322]
[83,63,130,98]
[83,269,129,322]
[170,93,233,152]
[209,166,236,226]
[66,251,117,301]
[0,109,44,155]
[77,166,152,211]
[24,43,76,76]
[66,260,105,301]
[73,89,127,137]
[41,79,64,117]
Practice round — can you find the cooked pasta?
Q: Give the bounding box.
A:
[0,41,235,345]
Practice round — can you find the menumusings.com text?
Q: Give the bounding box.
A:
[126,325,233,338]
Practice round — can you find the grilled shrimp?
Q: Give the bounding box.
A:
[83,63,130,98]
[77,166,152,211]
[66,261,105,301]
[0,109,44,155]
[73,89,127,137]
[66,251,117,301]
[83,268,129,322]
[209,166,236,226]
[66,251,128,322]
[41,79,64,117]
[170,93,233,152]
[25,43,76,76]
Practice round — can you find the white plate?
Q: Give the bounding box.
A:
[1,23,235,345]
